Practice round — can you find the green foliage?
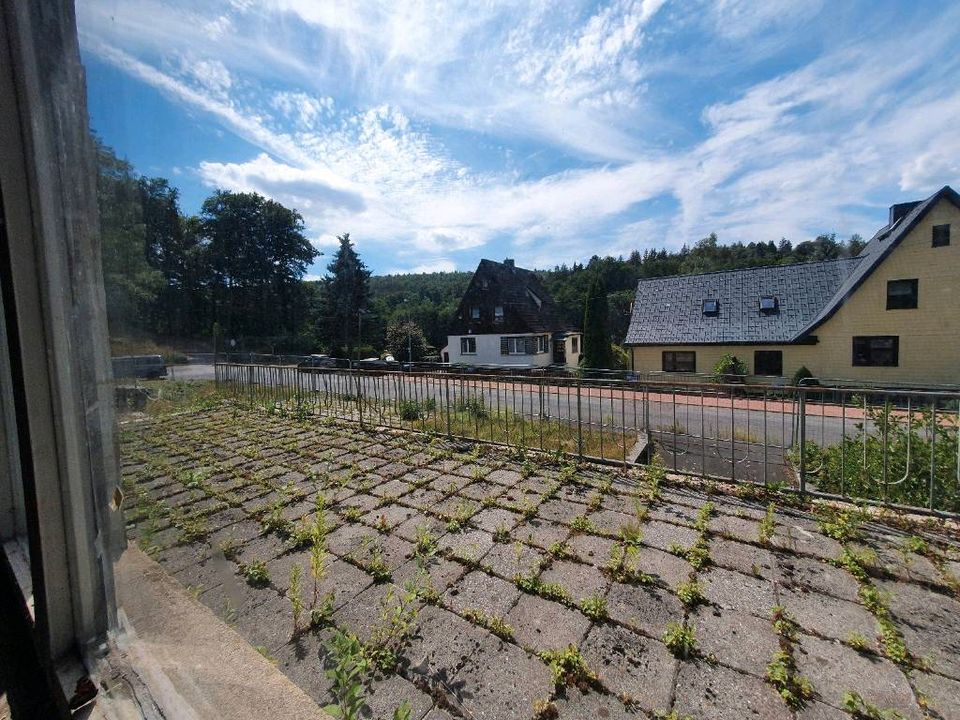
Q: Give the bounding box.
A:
[579,594,608,620]
[454,397,489,419]
[241,560,270,587]
[791,365,815,386]
[398,398,436,421]
[547,541,574,560]
[324,630,370,720]
[582,275,613,369]
[289,564,304,633]
[385,320,430,362]
[540,645,598,688]
[515,574,571,604]
[605,544,654,585]
[765,650,813,709]
[570,514,596,533]
[846,632,870,652]
[675,580,705,608]
[758,502,777,545]
[806,404,960,512]
[414,525,438,557]
[365,586,419,672]
[319,233,372,358]
[842,691,905,720]
[712,353,748,380]
[817,506,866,542]
[662,622,697,658]
[462,608,515,640]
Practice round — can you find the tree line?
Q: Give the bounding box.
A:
[98,137,865,360]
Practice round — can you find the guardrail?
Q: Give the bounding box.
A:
[214,362,960,515]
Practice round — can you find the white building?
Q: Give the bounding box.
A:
[443,258,582,369]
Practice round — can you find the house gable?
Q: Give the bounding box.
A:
[448,259,567,336]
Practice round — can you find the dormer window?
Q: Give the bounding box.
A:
[494,305,504,319]
[470,306,480,319]
[702,299,719,316]
[759,296,778,314]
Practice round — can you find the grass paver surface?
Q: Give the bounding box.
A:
[121,404,960,719]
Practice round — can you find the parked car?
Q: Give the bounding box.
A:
[296,354,339,373]
[111,354,167,380]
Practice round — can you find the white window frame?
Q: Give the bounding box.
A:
[494,305,504,319]
[460,337,476,355]
[470,306,480,319]
[505,337,526,355]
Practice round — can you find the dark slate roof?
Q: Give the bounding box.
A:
[798,185,960,335]
[624,258,861,345]
[625,185,959,346]
[449,259,568,335]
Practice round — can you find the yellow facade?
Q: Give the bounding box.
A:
[630,198,960,386]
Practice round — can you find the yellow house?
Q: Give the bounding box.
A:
[624,186,960,387]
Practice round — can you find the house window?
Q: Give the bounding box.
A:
[460,337,476,355]
[932,224,950,247]
[759,296,778,314]
[470,306,480,319]
[501,337,528,355]
[852,336,899,367]
[662,351,696,372]
[571,336,579,353]
[537,335,548,353]
[754,350,783,376]
[886,279,918,310]
[702,299,719,315]
[494,305,504,319]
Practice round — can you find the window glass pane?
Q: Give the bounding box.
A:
[754,350,782,376]
[932,224,950,247]
[852,336,899,366]
[886,279,918,309]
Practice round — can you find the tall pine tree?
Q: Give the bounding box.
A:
[321,233,371,358]
[582,275,612,369]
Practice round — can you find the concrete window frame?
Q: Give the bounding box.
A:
[0,0,123,707]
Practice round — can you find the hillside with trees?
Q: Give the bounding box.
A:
[97,137,865,359]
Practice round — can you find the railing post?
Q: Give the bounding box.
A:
[355,370,364,428]
[798,388,806,495]
[576,379,583,459]
[444,373,452,438]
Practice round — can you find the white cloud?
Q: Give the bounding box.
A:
[78,0,960,273]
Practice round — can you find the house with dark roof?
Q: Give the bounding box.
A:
[625,185,960,386]
[444,259,582,368]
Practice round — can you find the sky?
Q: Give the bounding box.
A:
[78,0,960,277]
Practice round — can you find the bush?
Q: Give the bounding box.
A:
[397,398,436,421]
[791,365,815,386]
[455,397,488,419]
[801,402,960,512]
[712,353,748,381]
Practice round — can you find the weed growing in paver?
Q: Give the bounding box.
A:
[532,699,559,719]
[360,545,391,583]
[242,560,270,587]
[619,521,643,546]
[261,505,292,536]
[548,540,574,560]
[414,525,438,557]
[847,632,870,652]
[310,591,336,628]
[663,622,696,658]
[481,495,497,508]
[288,517,316,549]
[515,573,572,604]
[653,713,693,720]
[342,506,364,523]
[520,498,538,519]
[766,606,813,710]
[758,502,776,545]
[254,645,277,663]
[324,630,370,720]
[832,546,875,583]
[694,502,714,531]
[392,700,412,720]
[766,650,813,710]
[374,514,391,533]
[462,608,515,641]
[570,514,596,534]
[605,544,654,585]
[365,586,419,672]
[675,580,705,609]
[540,645,598,689]
[900,535,929,556]
[817,506,865,543]
[444,501,475,532]
[842,691,905,720]
[645,456,666,502]
[580,594,608,621]
[493,523,511,543]
[289,564,304,634]
[175,513,209,544]
[669,537,711,570]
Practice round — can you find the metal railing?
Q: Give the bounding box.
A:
[214,362,960,515]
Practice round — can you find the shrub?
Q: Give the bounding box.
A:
[712,353,748,381]
[791,365,815,386]
[663,622,696,658]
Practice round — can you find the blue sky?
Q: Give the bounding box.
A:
[78,0,960,277]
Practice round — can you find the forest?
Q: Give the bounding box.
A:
[98,137,865,359]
